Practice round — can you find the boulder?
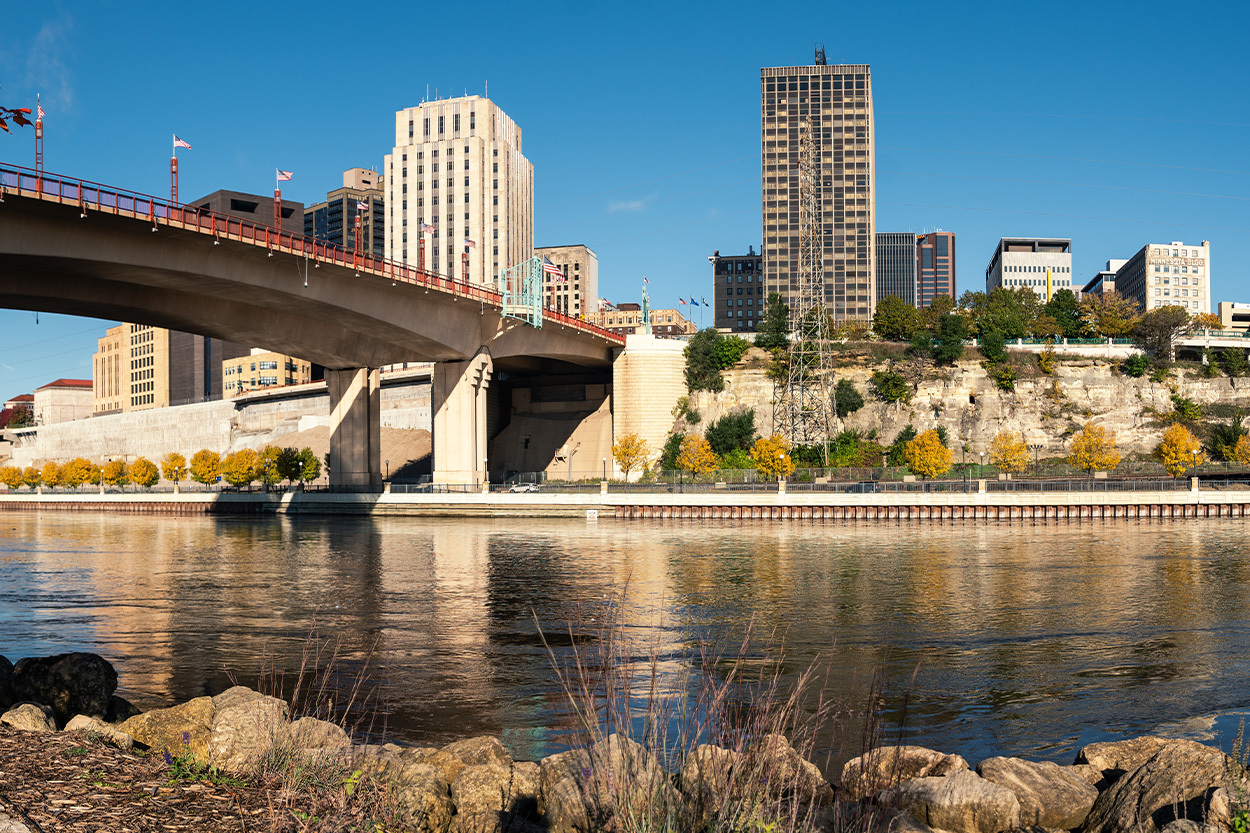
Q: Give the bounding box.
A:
[448,811,544,833]
[1,703,55,732]
[425,736,513,785]
[752,733,834,804]
[680,743,740,810]
[105,695,142,724]
[538,748,594,833]
[1075,735,1173,784]
[64,714,134,750]
[1158,822,1222,833]
[976,757,1097,830]
[879,769,1022,833]
[841,745,970,800]
[0,813,33,833]
[451,761,539,817]
[208,686,290,774]
[0,655,14,711]
[11,653,117,726]
[392,762,453,833]
[539,736,676,833]
[1081,740,1230,833]
[118,696,215,763]
[289,716,350,753]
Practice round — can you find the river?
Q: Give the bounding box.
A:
[2,513,1248,768]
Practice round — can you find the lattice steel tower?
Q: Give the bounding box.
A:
[773,118,834,450]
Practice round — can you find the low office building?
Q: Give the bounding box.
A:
[34,379,93,425]
[535,244,597,318]
[1112,241,1211,314]
[1081,259,1128,299]
[223,350,313,397]
[592,304,696,337]
[304,168,385,257]
[1218,302,1250,332]
[191,189,305,234]
[985,238,1074,301]
[711,247,764,332]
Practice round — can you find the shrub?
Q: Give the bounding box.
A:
[991,363,1018,391]
[1037,343,1057,375]
[715,336,751,368]
[705,410,756,456]
[1217,348,1250,378]
[1208,415,1246,462]
[1122,353,1150,377]
[870,369,911,403]
[1170,393,1202,423]
[979,330,1007,364]
[719,447,753,470]
[833,379,864,418]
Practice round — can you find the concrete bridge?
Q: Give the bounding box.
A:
[0,164,678,487]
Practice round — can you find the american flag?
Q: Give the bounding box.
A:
[464,238,476,248]
[356,200,369,211]
[421,223,434,234]
[678,298,688,305]
[642,277,650,284]
[37,105,46,120]
[173,134,191,149]
[276,170,293,181]
[542,256,563,278]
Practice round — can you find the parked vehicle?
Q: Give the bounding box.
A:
[847,481,880,493]
[508,483,539,493]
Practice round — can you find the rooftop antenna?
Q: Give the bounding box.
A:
[815,44,827,65]
[485,80,488,99]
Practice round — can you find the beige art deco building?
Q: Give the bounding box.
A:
[93,324,247,415]
[1113,241,1212,314]
[222,349,312,397]
[535,244,598,318]
[384,95,534,287]
[762,54,876,321]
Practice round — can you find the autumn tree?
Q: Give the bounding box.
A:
[1067,422,1121,475]
[100,460,130,487]
[1155,423,1204,476]
[904,430,952,479]
[41,461,63,488]
[161,452,187,485]
[676,435,718,476]
[221,449,260,488]
[989,430,1030,474]
[130,457,160,488]
[1191,312,1223,332]
[0,466,22,489]
[57,458,94,488]
[1079,292,1139,337]
[612,432,651,478]
[257,446,284,488]
[22,466,41,489]
[750,434,795,479]
[189,449,221,485]
[1234,435,1250,468]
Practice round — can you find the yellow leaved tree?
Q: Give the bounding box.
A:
[612,432,651,478]
[101,460,130,487]
[189,449,221,485]
[1235,435,1250,468]
[221,449,260,488]
[989,430,1030,475]
[40,461,63,488]
[130,457,160,489]
[677,435,718,476]
[1156,423,1204,476]
[1067,422,1121,475]
[750,434,795,479]
[161,452,187,485]
[22,466,42,489]
[0,466,22,489]
[904,430,952,479]
[61,458,98,488]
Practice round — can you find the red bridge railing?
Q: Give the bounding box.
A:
[0,163,625,346]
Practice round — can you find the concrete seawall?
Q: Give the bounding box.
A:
[1,488,1247,521]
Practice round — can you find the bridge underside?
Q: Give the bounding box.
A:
[0,192,619,486]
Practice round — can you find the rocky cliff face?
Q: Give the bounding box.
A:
[689,357,1250,456]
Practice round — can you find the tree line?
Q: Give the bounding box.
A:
[0,446,322,491]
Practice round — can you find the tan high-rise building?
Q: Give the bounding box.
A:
[535,244,598,318]
[761,55,875,321]
[92,324,248,415]
[384,95,533,287]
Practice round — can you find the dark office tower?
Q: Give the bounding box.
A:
[761,55,875,322]
[875,233,918,307]
[916,231,956,307]
[304,168,386,257]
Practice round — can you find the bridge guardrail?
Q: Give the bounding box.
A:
[0,162,624,346]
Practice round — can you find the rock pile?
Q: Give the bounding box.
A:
[1,651,1245,832]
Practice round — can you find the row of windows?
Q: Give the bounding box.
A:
[1005,278,1070,288]
[1154,247,1202,257]
[131,393,154,406]
[1156,264,1203,275]
[1155,288,1203,298]
[1006,264,1070,273]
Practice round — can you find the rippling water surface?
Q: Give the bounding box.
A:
[2,513,1249,766]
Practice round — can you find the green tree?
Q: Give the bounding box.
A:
[221,449,259,488]
[684,329,727,393]
[754,293,790,351]
[833,379,865,418]
[130,457,160,488]
[871,369,911,403]
[161,452,187,485]
[904,430,952,479]
[872,295,920,342]
[189,449,221,485]
[1216,348,1250,378]
[659,432,684,471]
[919,294,957,333]
[705,410,756,456]
[979,330,1007,363]
[257,446,284,488]
[297,448,321,483]
[886,425,917,467]
[1043,289,1082,339]
[932,314,968,365]
[719,447,753,469]
[1134,305,1190,358]
[276,447,303,484]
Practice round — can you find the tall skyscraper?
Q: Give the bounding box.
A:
[384,95,534,286]
[875,233,919,306]
[761,54,875,321]
[916,231,956,306]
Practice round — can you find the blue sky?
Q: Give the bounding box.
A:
[2,0,1247,398]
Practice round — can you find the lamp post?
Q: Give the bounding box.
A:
[385,459,389,481]
[602,457,607,481]
[778,452,784,483]
[979,451,985,479]
[1193,449,1200,477]
[483,456,488,486]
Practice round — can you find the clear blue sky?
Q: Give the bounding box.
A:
[3,0,1247,399]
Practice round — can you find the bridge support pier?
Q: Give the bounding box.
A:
[327,368,382,489]
[433,353,492,485]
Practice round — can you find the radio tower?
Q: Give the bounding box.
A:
[772,117,834,457]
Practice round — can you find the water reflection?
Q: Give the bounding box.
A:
[2,515,1250,766]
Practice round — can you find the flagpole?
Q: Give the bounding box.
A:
[274,170,282,231]
[34,93,43,185]
[170,134,178,205]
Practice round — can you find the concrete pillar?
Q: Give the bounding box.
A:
[327,368,382,489]
[432,353,492,485]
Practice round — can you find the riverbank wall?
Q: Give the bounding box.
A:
[1,487,1247,521]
